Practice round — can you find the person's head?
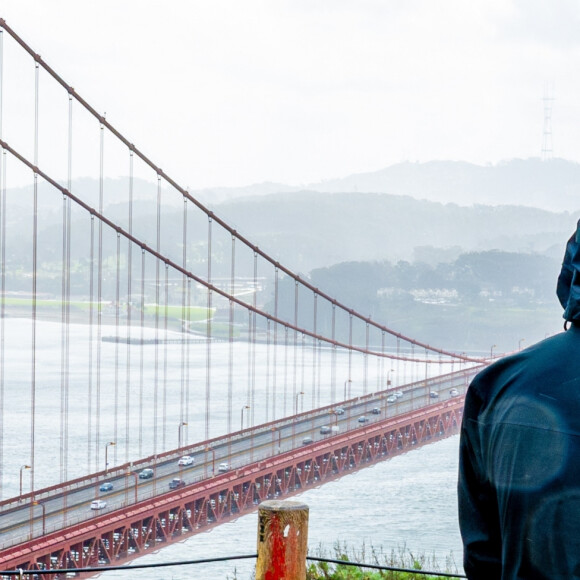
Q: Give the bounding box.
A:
[557,219,580,325]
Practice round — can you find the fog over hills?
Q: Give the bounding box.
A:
[196,158,580,213]
[6,158,579,274]
[213,191,577,273]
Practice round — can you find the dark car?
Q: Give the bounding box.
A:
[169,478,186,489]
[99,482,114,492]
[358,416,368,423]
[371,407,381,414]
[429,391,439,399]
[320,425,331,434]
[139,468,154,479]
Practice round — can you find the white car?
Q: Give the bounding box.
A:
[394,391,404,398]
[449,388,459,397]
[90,499,107,510]
[178,455,194,466]
[218,462,229,472]
[387,395,397,403]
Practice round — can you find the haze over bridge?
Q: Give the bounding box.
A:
[0,19,489,577]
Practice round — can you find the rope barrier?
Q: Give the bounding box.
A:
[0,553,467,578]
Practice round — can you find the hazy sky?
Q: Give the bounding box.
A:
[2,1,580,189]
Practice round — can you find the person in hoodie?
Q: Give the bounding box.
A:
[458,219,580,580]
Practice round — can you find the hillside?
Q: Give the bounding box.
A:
[213,191,578,273]
[197,158,580,213]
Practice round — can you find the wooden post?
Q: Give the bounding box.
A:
[256,499,309,580]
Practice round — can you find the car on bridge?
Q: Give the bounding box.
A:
[218,462,229,473]
[394,391,403,398]
[302,436,313,445]
[387,395,397,403]
[139,468,154,479]
[429,391,439,398]
[90,499,107,510]
[358,416,368,423]
[449,388,459,397]
[99,482,114,492]
[371,407,381,414]
[320,426,331,434]
[178,455,194,466]
[169,478,186,489]
[335,407,345,415]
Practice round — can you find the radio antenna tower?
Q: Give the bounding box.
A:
[541,83,554,161]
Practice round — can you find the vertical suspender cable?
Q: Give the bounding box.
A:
[265,317,271,423]
[228,235,235,435]
[0,27,5,499]
[317,338,322,409]
[64,93,72,481]
[60,105,70,482]
[114,231,121,463]
[96,117,105,467]
[311,293,317,409]
[300,332,305,413]
[185,277,192,435]
[246,310,252,420]
[163,262,169,449]
[364,319,369,394]
[272,267,279,419]
[180,198,187,444]
[348,313,353,398]
[331,304,336,403]
[205,216,213,440]
[125,150,134,463]
[247,309,254,460]
[251,251,258,426]
[30,61,39,494]
[88,215,95,469]
[153,174,161,455]
[138,248,145,457]
[381,331,386,391]
[283,325,289,416]
[396,337,401,385]
[292,280,298,414]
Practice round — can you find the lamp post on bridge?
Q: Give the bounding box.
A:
[490,344,496,360]
[519,338,525,351]
[386,368,394,388]
[33,501,46,536]
[178,421,188,449]
[19,464,31,501]
[343,379,352,401]
[241,405,250,430]
[329,410,338,427]
[271,427,282,455]
[205,446,215,477]
[294,392,304,415]
[126,469,138,504]
[104,442,115,474]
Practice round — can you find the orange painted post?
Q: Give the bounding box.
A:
[256,499,309,580]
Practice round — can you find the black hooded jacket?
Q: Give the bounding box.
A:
[458,220,580,579]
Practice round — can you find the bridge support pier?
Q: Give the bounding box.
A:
[256,500,309,580]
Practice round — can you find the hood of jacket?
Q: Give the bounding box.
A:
[557,219,580,323]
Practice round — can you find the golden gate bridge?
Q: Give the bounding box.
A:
[0,19,489,577]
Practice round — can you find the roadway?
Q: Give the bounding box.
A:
[0,366,480,549]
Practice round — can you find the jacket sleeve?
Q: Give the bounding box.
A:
[458,381,502,579]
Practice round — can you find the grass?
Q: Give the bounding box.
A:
[227,543,462,580]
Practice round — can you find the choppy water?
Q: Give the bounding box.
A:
[0,318,465,578]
